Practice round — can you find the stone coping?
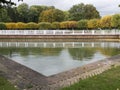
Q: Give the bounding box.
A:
[0,54,120,90]
[0,38,119,42]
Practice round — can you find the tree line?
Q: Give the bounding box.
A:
[0,3,120,30]
[0,3,100,23]
[0,14,120,30]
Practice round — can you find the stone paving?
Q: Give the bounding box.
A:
[0,54,120,90]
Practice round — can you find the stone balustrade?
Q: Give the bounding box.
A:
[0,30,119,35]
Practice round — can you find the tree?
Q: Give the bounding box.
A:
[84,4,100,19]
[0,8,11,22]
[28,6,39,22]
[39,9,65,23]
[53,9,65,22]
[31,5,55,14]
[100,15,112,29]
[30,5,54,23]
[69,3,85,21]
[17,3,29,22]
[111,14,120,29]
[6,7,20,22]
[64,11,70,21]
[69,3,100,21]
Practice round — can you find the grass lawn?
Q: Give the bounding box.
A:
[0,76,17,90]
[62,66,120,90]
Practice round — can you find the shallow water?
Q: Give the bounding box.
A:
[0,41,119,76]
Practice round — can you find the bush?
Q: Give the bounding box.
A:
[77,20,88,29]
[88,19,100,29]
[60,21,69,29]
[51,22,60,30]
[60,21,77,30]
[5,23,16,29]
[0,22,6,29]
[16,22,26,29]
[38,22,52,30]
[26,22,38,29]
[68,21,77,29]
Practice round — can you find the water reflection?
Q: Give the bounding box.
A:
[0,41,119,76]
[0,42,119,48]
[68,48,96,60]
[0,48,62,57]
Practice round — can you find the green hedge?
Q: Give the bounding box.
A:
[38,22,52,30]
[0,22,6,29]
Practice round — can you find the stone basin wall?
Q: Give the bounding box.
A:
[0,55,120,90]
[0,35,119,39]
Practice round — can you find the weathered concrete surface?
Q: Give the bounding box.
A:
[0,35,119,39]
[0,55,51,90]
[0,35,119,42]
[0,55,120,90]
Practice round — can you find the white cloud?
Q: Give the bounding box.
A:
[12,0,120,16]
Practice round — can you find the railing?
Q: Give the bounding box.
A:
[0,42,119,48]
[0,30,119,35]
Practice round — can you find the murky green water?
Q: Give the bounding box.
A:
[0,41,119,76]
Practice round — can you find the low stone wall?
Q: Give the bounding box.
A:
[47,55,120,90]
[0,38,119,42]
[0,55,120,90]
[0,55,49,90]
[0,35,119,40]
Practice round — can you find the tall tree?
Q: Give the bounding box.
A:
[69,3,100,21]
[17,3,29,22]
[69,3,85,21]
[111,14,120,29]
[64,11,70,21]
[30,5,55,22]
[6,7,20,22]
[0,8,11,22]
[100,15,112,29]
[84,4,100,19]
[39,9,65,23]
[28,6,38,22]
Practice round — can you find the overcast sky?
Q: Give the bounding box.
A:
[12,0,120,16]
